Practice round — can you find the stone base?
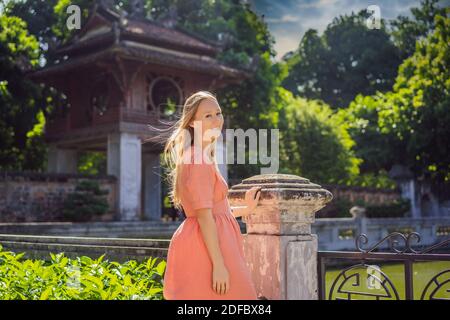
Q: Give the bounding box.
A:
[243,233,318,300]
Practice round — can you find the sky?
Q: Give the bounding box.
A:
[247,0,446,60]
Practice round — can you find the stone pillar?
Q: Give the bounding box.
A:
[143,153,161,221]
[350,206,367,236]
[405,179,420,218]
[228,174,333,300]
[47,145,78,173]
[107,133,142,221]
[388,165,420,218]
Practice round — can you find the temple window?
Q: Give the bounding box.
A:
[147,75,183,118]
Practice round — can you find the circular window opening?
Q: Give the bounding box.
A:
[150,77,182,117]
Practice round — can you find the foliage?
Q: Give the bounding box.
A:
[278,88,361,185]
[0,14,48,170]
[390,0,448,59]
[346,170,397,190]
[321,197,410,218]
[336,93,406,175]
[365,198,411,218]
[282,10,401,109]
[4,0,95,62]
[379,13,450,191]
[340,12,449,198]
[62,180,109,222]
[78,152,107,175]
[0,245,165,300]
[325,198,354,218]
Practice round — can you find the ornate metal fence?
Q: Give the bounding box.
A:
[318,232,450,300]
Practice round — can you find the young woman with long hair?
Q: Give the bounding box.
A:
[158,90,261,300]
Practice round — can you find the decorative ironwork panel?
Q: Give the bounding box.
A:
[318,232,450,300]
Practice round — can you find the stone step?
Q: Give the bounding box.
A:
[0,234,170,248]
[0,220,246,238]
[0,221,183,238]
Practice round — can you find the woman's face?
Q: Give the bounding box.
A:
[189,98,224,144]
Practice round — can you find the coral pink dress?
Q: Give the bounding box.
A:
[163,147,258,300]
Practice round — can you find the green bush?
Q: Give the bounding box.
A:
[332,198,354,218]
[0,245,166,300]
[62,180,109,222]
[365,199,411,218]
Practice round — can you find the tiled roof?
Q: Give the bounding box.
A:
[27,44,250,81]
[123,19,219,56]
[57,3,220,57]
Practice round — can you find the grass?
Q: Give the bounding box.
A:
[324,261,450,300]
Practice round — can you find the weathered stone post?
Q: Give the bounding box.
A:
[228,174,333,300]
[350,206,367,237]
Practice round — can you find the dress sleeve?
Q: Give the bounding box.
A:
[185,162,216,211]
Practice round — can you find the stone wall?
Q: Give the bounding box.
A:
[0,172,117,222]
[316,184,401,217]
[321,184,400,204]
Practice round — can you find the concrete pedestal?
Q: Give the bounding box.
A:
[107,133,141,221]
[229,174,333,300]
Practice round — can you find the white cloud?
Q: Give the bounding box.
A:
[266,14,301,23]
[272,33,300,59]
[296,0,341,9]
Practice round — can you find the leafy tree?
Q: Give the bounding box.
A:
[342,12,449,198]
[282,10,401,109]
[3,0,59,63]
[0,14,48,170]
[337,94,405,173]
[278,87,361,184]
[379,13,450,195]
[4,0,117,62]
[390,0,448,59]
[335,94,403,189]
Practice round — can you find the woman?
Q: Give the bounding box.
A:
[161,91,261,300]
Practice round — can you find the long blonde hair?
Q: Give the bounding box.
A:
[159,90,220,210]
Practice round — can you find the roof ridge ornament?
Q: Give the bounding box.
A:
[129,0,145,19]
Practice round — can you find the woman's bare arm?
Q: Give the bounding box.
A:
[196,208,230,295]
[196,208,225,266]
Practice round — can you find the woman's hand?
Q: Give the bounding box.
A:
[212,262,230,295]
[244,187,262,213]
[229,187,262,219]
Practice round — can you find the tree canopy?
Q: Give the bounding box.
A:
[282,10,401,109]
[339,12,450,197]
[278,88,361,185]
[0,13,47,170]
